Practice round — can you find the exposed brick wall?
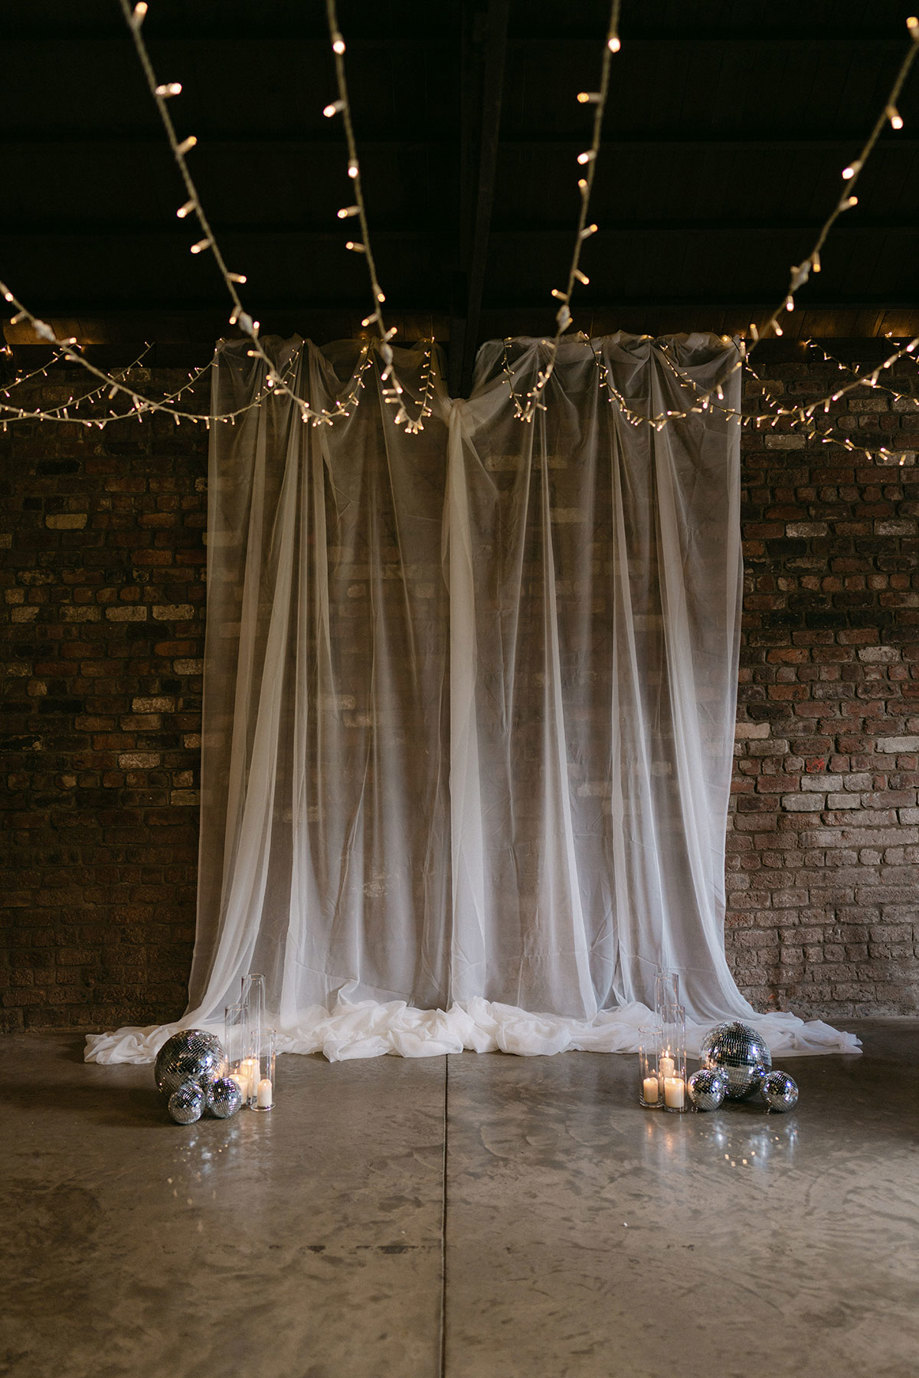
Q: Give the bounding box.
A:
[728,345,919,1019]
[1,348,918,1033]
[0,368,207,1032]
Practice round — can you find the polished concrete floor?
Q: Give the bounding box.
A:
[3,1021,919,1378]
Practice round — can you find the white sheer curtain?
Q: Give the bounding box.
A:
[86,333,858,1063]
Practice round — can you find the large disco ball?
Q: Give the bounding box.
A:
[154,1029,226,1100]
[699,1021,772,1101]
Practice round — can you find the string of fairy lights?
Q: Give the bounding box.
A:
[0,4,917,457]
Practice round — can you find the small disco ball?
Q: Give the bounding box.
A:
[762,1069,799,1113]
[699,1021,772,1101]
[168,1081,205,1125]
[687,1067,728,1112]
[154,1029,226,1101]
[206,1077,243,1120]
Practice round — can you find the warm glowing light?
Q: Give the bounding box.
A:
[323,100,344,118]
[176,200,195,219]
[337,205,360,219]
[176,136,197,156]
[348,160,359,179]
[155,82,182,98]
[887,105,904,130]
[607,35,621,52]
[577,150,596,165]
[332,33,346,54]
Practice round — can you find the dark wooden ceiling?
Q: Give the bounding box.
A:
[2,0,918,388]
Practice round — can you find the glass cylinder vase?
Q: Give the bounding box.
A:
[660,1005,688,1113]
[241,972,266,1108]
[252,1028,277,1112]
[638,1025,663,1109]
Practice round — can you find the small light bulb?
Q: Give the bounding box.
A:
[376,291,385,303]
[577,150,596,165]
[345,240,366,252]
[133,2,148,23]
[551,289,569,301]
[577,178,588,192]
[228,272,247,284]
[785,296,794,312]
[190,238,211,254]
[323,100,345,118]
[887,105,904,130]
[348,160,359,179]
[842,162,860,180]
[332,33,346,54]
[577,91,601,104]
[338,205,360,219]
[773,321,783,337]
[811,251,821,273]
[155,82,183,98]
[579,223,598,239]
[908,16,919,38]
[176,136,197,156]
[575,269,590,285]
[608,35,621,52]
[176,200,195,218]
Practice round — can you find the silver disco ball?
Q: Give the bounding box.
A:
[699,1021,772,1101]
[154,1029,226,1100]
[168,1081,205,1125]
[762,1069,799,1113]
[687,1067,728,1112]
[206,1077,243,1120]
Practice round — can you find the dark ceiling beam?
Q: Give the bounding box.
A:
[4,219,915,237]
[7,135,917,149]
[449,0,511,397]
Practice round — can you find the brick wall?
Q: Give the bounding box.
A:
[0,368,207,1032]
[1,347,918,1033]
[727,344,919,1019]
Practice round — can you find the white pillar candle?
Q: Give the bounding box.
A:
[256,1077,273,1109]
[659,1054,675,1079]
[642,1075,660,1104]
[240,1058,258,1099]
[664,1076,685,1109]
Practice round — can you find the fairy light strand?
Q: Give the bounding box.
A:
[752,13,919,347]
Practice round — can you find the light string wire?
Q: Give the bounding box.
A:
[753,14,919,347]
[324,0,437,431]
[503,0,621,422]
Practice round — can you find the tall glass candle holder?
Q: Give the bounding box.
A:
[638,1025,663,1108]
[252,1028,276,1112]
[241,972,265,1108]
[224,1001,249,1100]
[654,969,680,1023]
[660,1005,688,1113]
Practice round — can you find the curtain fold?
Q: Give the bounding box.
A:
[86,332,860,1064]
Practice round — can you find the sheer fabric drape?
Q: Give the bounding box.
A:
[86,333,858,1063]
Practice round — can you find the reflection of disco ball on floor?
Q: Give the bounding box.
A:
[154,1029,226,1100]
[700,1021,772,1101]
